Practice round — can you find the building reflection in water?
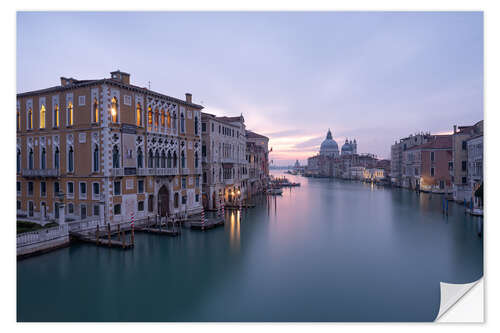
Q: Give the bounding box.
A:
[229,211,240,252]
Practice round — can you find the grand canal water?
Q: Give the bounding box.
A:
[17,172,483,322]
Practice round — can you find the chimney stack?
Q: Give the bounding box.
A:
[185,93,192,104]
[453,125,457,134]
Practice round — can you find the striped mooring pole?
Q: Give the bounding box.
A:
[221,200,225,220]
[130,211,135,244]
[201,209,205,228]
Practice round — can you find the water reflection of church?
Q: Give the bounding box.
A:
[306,129,387,179]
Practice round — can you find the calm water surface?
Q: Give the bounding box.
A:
[17,172,483,321]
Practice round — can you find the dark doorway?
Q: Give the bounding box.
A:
[158,185,170,217]
[212,191,217,210]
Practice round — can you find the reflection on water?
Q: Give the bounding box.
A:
[229,211,240,252]
[17,171,483,322]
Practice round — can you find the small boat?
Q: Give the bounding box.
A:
[267,188,283,195]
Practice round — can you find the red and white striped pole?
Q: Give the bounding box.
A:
[130,211,135,244]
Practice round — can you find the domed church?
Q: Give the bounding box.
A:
[341,138,357,156]
[320,129,339,157]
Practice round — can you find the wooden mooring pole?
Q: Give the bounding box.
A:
[121,224,126,249]
[96,225,100,246]
[131,224,135,245]
[117,224,121,241]
[107,223,111,247]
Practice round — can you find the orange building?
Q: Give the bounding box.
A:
[17,70,203,224]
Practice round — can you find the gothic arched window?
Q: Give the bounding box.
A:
[167,111,171,128]
[110,97,118,123]
[112,145,119,168]
[93,145,99,172]
[148,106,153,126]
[173,151,178,168]
[181,151,185,168]
[40,105,46,129]
[54,105,59,128]
[68,146,74,172]
[41,148,46,169]
[180,112,185,133]
[148,149,154,168]
[93,98,99,123]
[194,151,199,168]
[54,146,60,169]
[154,150,160,168]
[137,147,143,168]
[28,108,33,129]
[136,103,142,126]
[161,150,166,168]
[167,151,172,168]
[154,108,159,128]
[161,109,165,127]
[28,148,34,170]
[16,149,21,173]
[67,102,73,126]
[194,115,199,135]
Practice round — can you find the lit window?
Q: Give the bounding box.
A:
[167,111,171,128]
[154,108,159,127]
[93,98,99,123]
[161,109,165,127]
[148,106,152,126]
[28,107,33,129]
[110,97,118,123]
[54,105,59,127]
[67,101,73,126]
[136,103,142,126]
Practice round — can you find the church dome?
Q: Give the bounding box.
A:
[341,139,354,155]
[320,129,339,157]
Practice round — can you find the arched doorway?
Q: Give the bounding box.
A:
[158,185,170,217]
[212,191,217,210]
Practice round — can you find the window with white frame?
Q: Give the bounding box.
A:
[79,182,87,199]
[92,182,100,199]
[78,96,85,106]
[67,181,74,198]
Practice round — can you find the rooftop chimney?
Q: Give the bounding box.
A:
[110,70,130,84]
[60,77,77,86]
[453,125,457,134]
[185,93,192,104]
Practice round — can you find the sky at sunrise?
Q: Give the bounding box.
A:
[17,11,483,165]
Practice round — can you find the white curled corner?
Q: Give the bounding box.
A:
[435,278,483,322]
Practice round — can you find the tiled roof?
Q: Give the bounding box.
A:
[246,130,268,140]
[407,135,452,150]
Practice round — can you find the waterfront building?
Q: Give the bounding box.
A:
[306,129,380,180]
[341,138,357,156]
[200,112,249,209]
[16,70,203,224]
[246,130,270,196]
[466,134,483,209]
[390,133,432,186]
[319,129,339,157]
[451,121,483,201]
[402,135,452,192]
[363,168,385,181]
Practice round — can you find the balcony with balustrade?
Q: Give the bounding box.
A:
[137,168,178,176]
[22,168,59,178]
